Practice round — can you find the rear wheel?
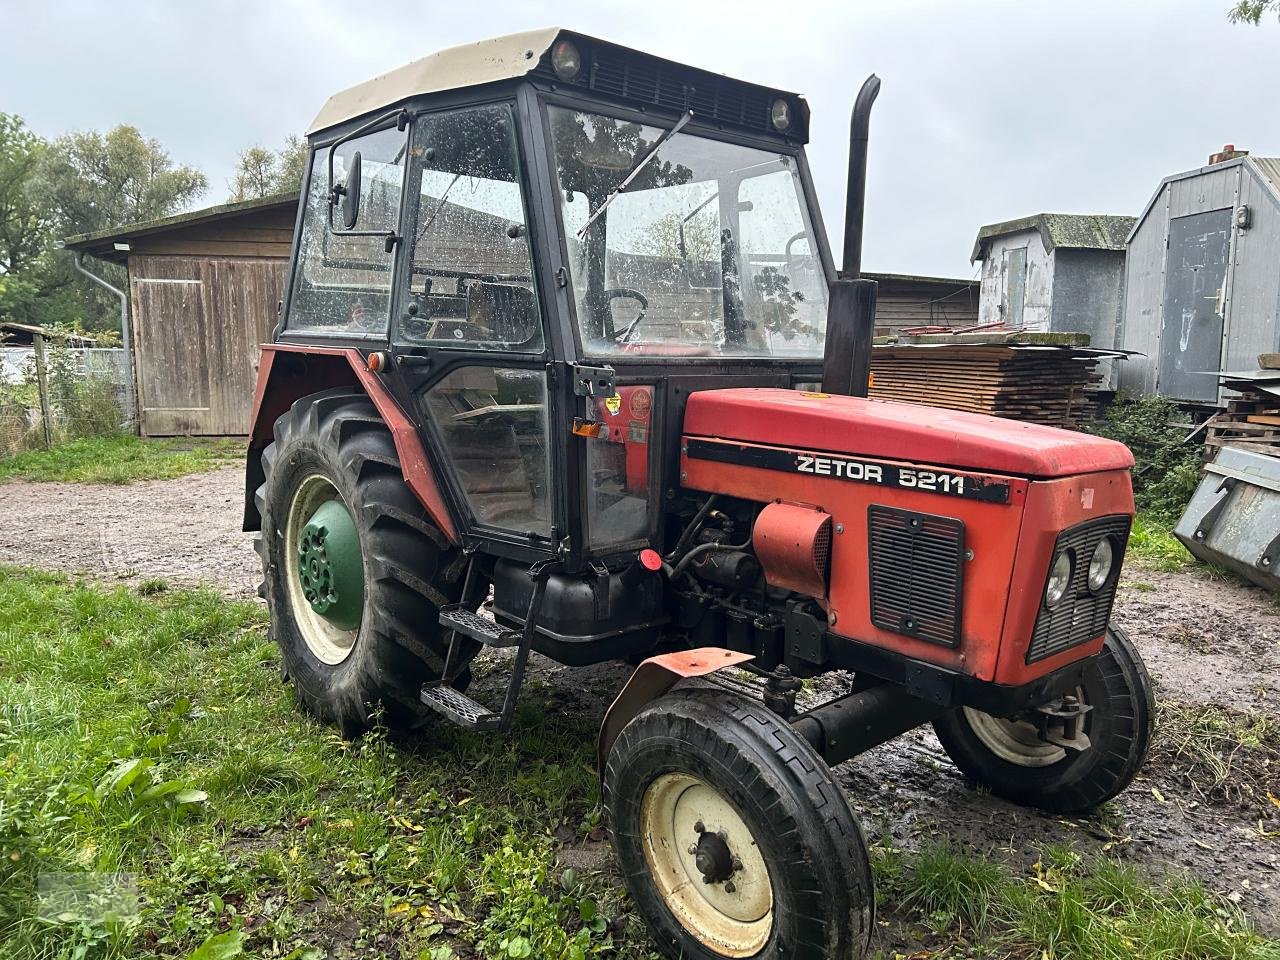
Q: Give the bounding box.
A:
[605,688,873,960]
[932,625,1154,813]
[256,388,474,736]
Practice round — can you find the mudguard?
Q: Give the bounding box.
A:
[244,343,458,543]
[596,647,754,774]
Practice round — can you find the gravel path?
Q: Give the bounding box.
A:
[2,467,1277,938]
[0,467,260,598]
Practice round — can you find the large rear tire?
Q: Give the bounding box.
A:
[255,388,473,736]
[932,625,1154,813]
[605,688,874,960]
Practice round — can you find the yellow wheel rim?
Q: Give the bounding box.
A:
[640,773,773,957]
[285,474,359,665]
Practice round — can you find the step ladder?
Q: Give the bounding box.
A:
[420,559,554,732]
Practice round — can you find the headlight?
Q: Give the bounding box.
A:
[1087,538,1115,592]
[550,39,582,80]
[1045,550,1072,608]
[770,98,793,132]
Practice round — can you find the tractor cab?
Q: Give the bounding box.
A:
[263,29,836,580]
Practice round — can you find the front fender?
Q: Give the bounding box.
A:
[597,647,754,775]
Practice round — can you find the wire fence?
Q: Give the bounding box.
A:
[0,341,134,456]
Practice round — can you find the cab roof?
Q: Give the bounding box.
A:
[308,28,809,142]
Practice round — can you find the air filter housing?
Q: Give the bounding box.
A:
[753,502,833,599]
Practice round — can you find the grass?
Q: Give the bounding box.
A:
[1152,697,1280,805]
[0,567,645,960]
[0,435,244,484]
[873,841,1280,960]
[3,568,1276,960]
[1125,511,1195,571]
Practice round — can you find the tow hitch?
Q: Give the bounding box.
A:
[1033,694,1092,752]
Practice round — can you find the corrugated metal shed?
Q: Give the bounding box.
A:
[1118,156,1280,405]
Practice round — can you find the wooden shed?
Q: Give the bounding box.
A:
[863,271,979,332]
[63,193,299,436]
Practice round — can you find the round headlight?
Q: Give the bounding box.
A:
[770,98,793,132]
[1045,550,1073,608]
[1087,538,1115,592]
[550,39,582,80]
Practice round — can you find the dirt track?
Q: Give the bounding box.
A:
[1,467,1277,942]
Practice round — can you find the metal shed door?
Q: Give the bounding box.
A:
[1158,209,1231,402]
[1001,247,1027,326]
[131,278,212,435]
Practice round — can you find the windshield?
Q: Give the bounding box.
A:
[548,107,828,358]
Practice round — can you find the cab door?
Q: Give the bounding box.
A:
[385,102,559,557]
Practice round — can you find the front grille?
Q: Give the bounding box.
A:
[1026,515,1131,664]
[534,41,792,140]
[868,506,965,648]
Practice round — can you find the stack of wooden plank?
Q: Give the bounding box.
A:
[1205,356,1280,458]
[869,331,1109,429]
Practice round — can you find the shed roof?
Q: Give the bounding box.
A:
[970,213,1135,262]
[1126,155,1280,243]
[61,193,299,264]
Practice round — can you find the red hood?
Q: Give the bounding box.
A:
[682,388,1133,479]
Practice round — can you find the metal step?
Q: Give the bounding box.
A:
[420,684,504,730]
[439,607,521,648]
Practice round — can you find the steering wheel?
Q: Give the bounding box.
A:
[604,287,650,342]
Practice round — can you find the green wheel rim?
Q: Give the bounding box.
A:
[285,475,363,664]
[297,499,365,630]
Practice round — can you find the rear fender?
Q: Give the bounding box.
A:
[597,648,754,775]
[243,343,458,543]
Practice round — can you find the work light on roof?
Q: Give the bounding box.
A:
[551,39,582,80]
[770,98,792,132]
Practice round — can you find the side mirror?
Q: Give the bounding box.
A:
[333,151,362,230]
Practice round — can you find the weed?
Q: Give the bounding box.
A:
[1126,512,1194,571]
[1087,393,1202,522]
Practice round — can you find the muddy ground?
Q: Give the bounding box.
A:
[2,466,1277,948]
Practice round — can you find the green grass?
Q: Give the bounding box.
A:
[0,435,244,484]
[0,567,645,960]
[3,569,1277,960]
[1125,511,1195,571]
[873,841,1280,960]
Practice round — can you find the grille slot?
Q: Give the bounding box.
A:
[1027,515,1131,663]
[868,506,965,648]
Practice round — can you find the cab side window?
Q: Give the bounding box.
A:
[397,105,542,351]
[287,126,407,336]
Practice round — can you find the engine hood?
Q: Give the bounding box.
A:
[682,388,1133,479]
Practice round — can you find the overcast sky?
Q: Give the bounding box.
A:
[3,0,1276,278]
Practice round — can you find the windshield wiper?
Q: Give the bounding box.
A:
[575,110,693,240]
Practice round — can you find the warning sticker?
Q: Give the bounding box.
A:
[604,395,622,415]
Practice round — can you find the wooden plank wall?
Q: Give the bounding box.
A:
[873,278,980,332]
[129,255,287,436]
[128,207,295,260]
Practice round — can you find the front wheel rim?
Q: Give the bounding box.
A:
[284,474,363,665]
[640,773,774,957]
[962,686,1088,768]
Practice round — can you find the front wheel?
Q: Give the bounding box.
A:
[933,625,1154,813]
[604,688,873,960]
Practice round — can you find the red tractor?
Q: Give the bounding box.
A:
[245,29,1152,959]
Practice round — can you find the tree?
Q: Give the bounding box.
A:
[30,124,206,237]
[1229,0,1279,22]
[229,136,308,201]
[0,113,49,277]
[26,124,207,332]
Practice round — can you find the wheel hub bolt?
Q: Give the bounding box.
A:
[693,820,705,834]
[724,880,736,893]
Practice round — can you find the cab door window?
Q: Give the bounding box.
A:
[397,104,542,351]
[287,126,407,336]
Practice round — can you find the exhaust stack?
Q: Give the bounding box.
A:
[822,74,881,398]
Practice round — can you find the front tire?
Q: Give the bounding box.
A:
[933,625,1154,813]
[605,688,873,960]
[256,388,473,736]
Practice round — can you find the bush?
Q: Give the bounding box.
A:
[1087,393,1201,521]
